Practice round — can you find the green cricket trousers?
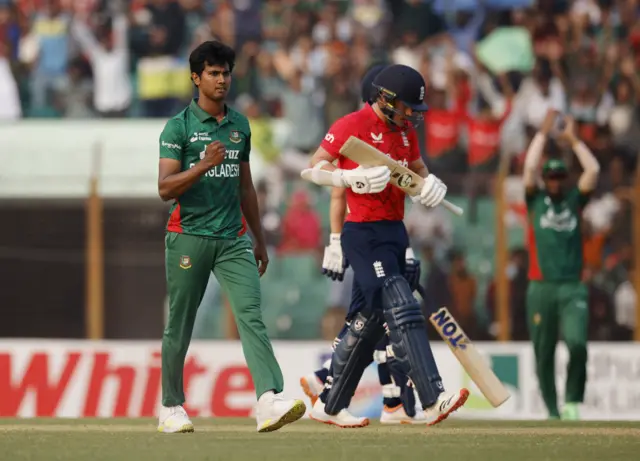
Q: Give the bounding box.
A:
[526,281,589,417]
[162,232,284,406]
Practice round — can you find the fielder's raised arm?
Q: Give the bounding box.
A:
[523,109,556,193]
[559,117,600,193]
[523,109,600,195]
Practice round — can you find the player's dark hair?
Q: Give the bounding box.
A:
[189,41,236,76]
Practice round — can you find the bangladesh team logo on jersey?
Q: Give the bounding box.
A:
[229,131,242,143]
[179,255,192,269]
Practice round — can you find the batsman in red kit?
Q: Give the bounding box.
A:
[300,64,470,427]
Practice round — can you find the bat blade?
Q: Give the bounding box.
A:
[429,306,511,408]
[339,136,463,216]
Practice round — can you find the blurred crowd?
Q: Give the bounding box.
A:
[1,0,639,341]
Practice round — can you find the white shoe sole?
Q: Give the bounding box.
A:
[309,412,370,429]
[257,400,306,433]
[157,422,195,433]
[380,417,426,425]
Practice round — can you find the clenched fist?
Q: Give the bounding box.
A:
[202,141,226,169]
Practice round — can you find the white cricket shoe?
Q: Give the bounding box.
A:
[423,388,470,426]
[255,391,306,433]
[380,404,427,424]
[157,405,194,433]
[300,373,324,406]
[309,399,369,428]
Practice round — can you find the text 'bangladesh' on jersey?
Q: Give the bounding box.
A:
[526,187,590,282]
[159,100,250,239]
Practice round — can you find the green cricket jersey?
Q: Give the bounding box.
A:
[525,186,590,281]
[159,99,250,239]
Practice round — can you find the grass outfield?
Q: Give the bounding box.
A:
[1,418,639,461]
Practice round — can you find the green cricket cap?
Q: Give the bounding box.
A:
[542,158,568,178]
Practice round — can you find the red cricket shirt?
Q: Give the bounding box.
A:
[320,104,421,222]
[463,100,512,167]
[425,109,461,158]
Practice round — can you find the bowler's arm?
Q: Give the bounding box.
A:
[158,159,209,201]
[158,120,208,201]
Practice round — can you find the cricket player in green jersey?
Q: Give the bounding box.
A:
[523,110,600,420]
[156,41,305,433]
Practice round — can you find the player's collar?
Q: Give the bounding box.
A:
[190,99,235,124]
[363,103,387,126]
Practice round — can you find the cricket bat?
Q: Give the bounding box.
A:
[414,288,510,408]
[339,136,464,216]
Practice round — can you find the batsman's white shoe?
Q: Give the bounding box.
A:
[380,404,427,425]
[255,391,306,433]
[424,388,470,426]
[309,399,369,428]
[300,373,324,406]
[157,405,194,433]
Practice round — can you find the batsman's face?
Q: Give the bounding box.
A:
[391,100,425,126]
[193,62,231,102]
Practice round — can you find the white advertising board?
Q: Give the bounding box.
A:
[1,340,638,420]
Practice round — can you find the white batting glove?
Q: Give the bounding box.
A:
[322,233,346,281]
[340,166,390,194]
[416,173,447,208]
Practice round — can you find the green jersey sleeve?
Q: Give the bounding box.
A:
[241,132,251,162]
[525,186,542,209]
[159,119,186,161]
[567,186,591,209]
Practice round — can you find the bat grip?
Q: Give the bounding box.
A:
[442,199,464,216]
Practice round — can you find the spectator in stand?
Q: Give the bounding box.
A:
[55,56,92,117]
[72,10,131,117]
[514,59,566,129]
[278,188,321,256]
[348,0,389,48]
[0,30,21,119]
[486,247,529,341]
[21,0,71,116]
[419,244,451,319]
[448,249,478,338]
[423,73,465,175]
[130,0,187,117]
[583,265,617,341]
[462,73,513,176]
[614,269,636,341]
[0,1,21,61]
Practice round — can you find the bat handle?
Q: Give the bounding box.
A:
[442,199,464,216]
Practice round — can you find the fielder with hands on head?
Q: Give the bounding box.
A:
[301,63,469,427]
[156,40,305,434]
[523,109,600,420]
[300,64,431,425]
